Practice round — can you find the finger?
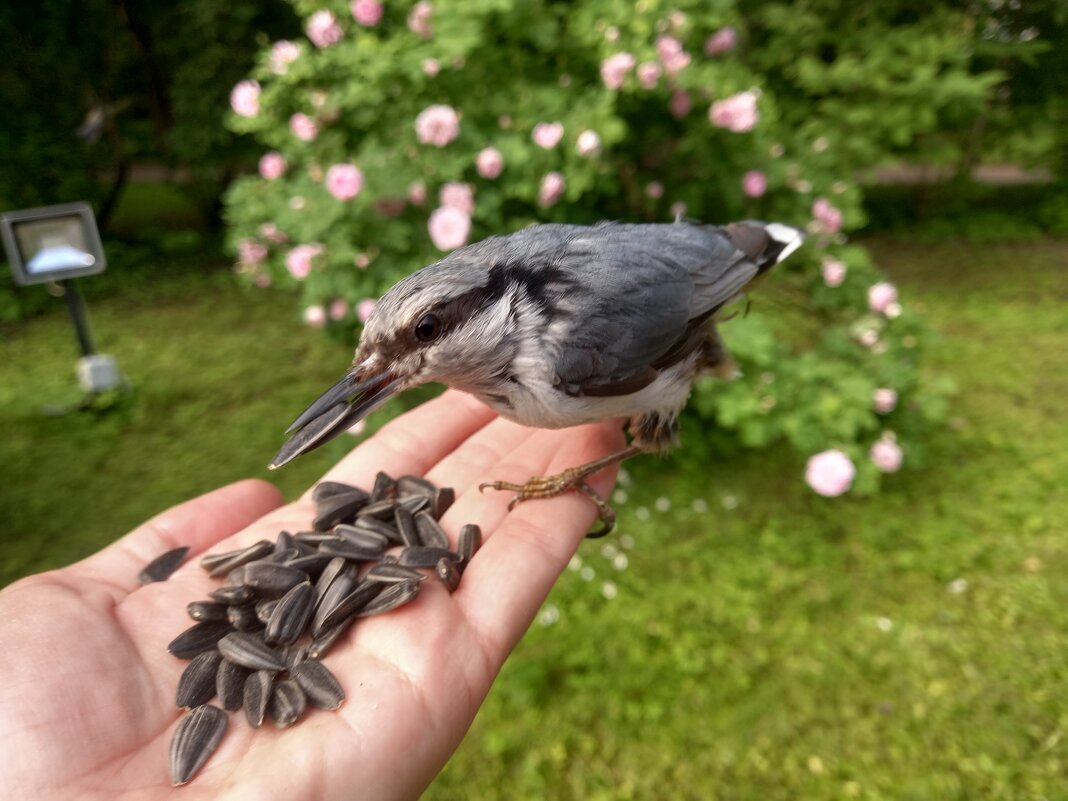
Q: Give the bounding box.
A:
[456,421,626,656]
[67,479,284,596]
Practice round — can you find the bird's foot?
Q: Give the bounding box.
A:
[478,445,641,538]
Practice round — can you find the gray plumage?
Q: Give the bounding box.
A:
[271,219,803,468]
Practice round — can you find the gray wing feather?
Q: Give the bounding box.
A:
[520,222,752,391]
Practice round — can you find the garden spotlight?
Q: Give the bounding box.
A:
[1,202,126,400]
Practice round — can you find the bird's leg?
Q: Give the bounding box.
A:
[479,444,643,537]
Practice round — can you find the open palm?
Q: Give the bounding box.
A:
[0,391,624,800]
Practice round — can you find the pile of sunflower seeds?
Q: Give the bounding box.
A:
[154,472,482,786]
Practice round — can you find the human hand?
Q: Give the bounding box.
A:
[0,391,624,800]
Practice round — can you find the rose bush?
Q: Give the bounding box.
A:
[224,0,956,495]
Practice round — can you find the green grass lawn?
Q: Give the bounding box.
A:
[1,236,1066,798]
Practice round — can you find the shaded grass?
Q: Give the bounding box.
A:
[1,237,1066,797]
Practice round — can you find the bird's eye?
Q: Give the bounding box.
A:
[414,313,443,343]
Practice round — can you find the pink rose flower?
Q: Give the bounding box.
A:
[303,304,327,327]
[805,450,856,497]
[408,181,427,205]
[258,223,287,244]
[532,121,564,149]
[870,438,903,473]
[422,58,440,77]
[873,388,898,414]
[538,171,566,208]
[259,152,287,181]
[709,90,759,133]
[408,1,433,39]
[428,206,471,250]
[476,147,504,179]
[637,61,661,89]
[238,239,267,266]
[230,80,260,117]
[821,258,846,287]
[325,163,364,201]
[253,273,272,288]
[646,181,664,199]
[600,52,636,89]
[742,170,767,198]
[329,298,349,321]
[357,298,377,323]
[269,41,301,74]
[669,89,692,118]
[440,182,474,214]
[868,282,899,314]
[575,130,601,157]
[414,104,460,147]
[859,329,879,348]
[285,244,322,280]
[705,27,737,55]
[656,35,691,75]
[354,253,371,269]
[290,113,319,142]
[350,0,383,26]
[306,10,343,48]
[812,197,843,233]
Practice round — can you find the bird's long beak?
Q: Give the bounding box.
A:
[269,366,405,469]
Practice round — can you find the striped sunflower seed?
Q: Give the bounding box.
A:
[176,650,222,709]
[294,530,342,546]
[348,515,403,545]
[243,670,273,728]
[187,600,228,622]
[316,539,384,562]
[316,580,384,634]
[358,578,420,617]
[398,546,459,569]
[280,644,309,672]
[218,631,285,672]
[397,474,437,497]
[308,618,354,660]
[170,704,227,786]
[312,481,369,504]
[356,497,398,521]
[394,506,421,547]
[200,540,273,577]
[290,658,345,711]
[396,494,430,515]
[313,492,371,532]
[334,524,390,550]
[227,602,262,632]
[138,546,189,584]
[430,487,455,520]
[265,581,315,645]
[243,562,308,596]
[216,658,248,712]
[312,573,357,636]
[369,470,397,502]
[284,553,336,577]
[255,598,279,625]
[458,523,482,567]
[313,557,349,609]
[209,585,253,604]
[168,621,233,660]
[436,557,461,593]
[269,679,307,728]
[414,511,449,549]
[366,563,426,584]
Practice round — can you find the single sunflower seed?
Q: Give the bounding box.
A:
[290,658,345,710]
[176,650,222,709]
[216,658,248,712]
[398,546,459,569]
[397,474,437,497]
[396,494,430,515]
[139,546,190,584]
[369,470,397,502]
[269,679,307,728]
[357,497,399,521]
[200,540,273,577]
[414,511,449,549]
[217,631,285,672]
[187,600,228,622]
[334,524,391,550]
[284,552,335,577]
[168,621,233,660]
[317,580,384,633]
[458,523,482,567]
[348,515,403,545]
[313,557,349,609]
[255,598,280,625]
[243,670,273,728]
[317,539,384,562]
[313,492,370,532]
[170,704,227,786]
[366,563,426,584]
[430,487,456,519]
[209,585,253,605]
[280,644,309,672]
[312,573,357,636]
[394,506,421,547]
[227,602,262,632]
[436,557,461,593]
[358,579,420,617]
[308,618,354,660]
[243,562,308,596]
[313,481,369,504]
[266,581,315,645]
[295,530,342,546]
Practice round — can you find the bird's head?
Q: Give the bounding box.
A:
[270,245,524,469]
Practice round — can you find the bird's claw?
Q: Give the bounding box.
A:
[478,473,616,538]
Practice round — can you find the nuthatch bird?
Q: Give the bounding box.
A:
[271,219,803,534]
